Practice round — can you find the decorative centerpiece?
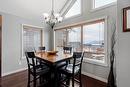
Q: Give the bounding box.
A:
[47,51,58,55]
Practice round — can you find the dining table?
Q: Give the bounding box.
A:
[35,51,73,87]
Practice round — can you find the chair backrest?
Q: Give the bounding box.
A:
[25,52,37,72]
[39,46,46,52]
[63,47,72,53]
[72,51,84,74]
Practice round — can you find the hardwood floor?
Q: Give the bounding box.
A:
[0,70,107,87]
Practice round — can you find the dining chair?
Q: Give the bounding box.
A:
[39,46,46,52]
[56,47,73,69]
[35,46,47,66]
[59,51,84,87]
[63,46,73,65]
[63,46,72,54]
[25,51,50,87]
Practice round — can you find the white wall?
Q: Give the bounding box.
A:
[0,12,51,76]
[55,0,117,81]
[117,0,130,87]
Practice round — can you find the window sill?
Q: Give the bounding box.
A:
[83,57,108,67]
[91,2,117,12]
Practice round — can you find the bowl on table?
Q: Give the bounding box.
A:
[47,51,58,55]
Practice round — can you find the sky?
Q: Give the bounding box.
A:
[68,22,104,44]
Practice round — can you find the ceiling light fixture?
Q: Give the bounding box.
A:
[43,0,63,29]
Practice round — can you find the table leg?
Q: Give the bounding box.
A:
[50,65,60,87]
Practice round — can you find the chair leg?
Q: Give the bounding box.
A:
[72,76,74,87]
[27,72,30,87]
[66,77,70,87]
[79,72,82,87]
[39,76,42,85]
[33,76,37,87]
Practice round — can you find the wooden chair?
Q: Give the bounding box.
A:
[39,46,46,52]
[25,51,50,87]
[37,46,47,66]
[63,47,72,54]
[55,47,73,69]
[59,51,84,87]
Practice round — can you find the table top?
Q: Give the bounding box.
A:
[35,51,73,64]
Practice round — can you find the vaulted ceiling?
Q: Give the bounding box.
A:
[0,0,68,21]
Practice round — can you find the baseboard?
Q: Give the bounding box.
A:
[2,67,27,77]
[82,71,107,83]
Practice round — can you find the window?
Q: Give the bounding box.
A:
[55,29,66,51]
[54,18,107,66]
[93,0,117,9]
[55,27,81,51]
[64,0,81,18]
[83,21,105,64]
[68,27,81,51]
[22,25,42,57]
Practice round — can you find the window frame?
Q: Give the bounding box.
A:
[54,17,108,67]
[63,0,82,20]
[91,0,117,12]
[21,24,43,59]
[82,18,108,67]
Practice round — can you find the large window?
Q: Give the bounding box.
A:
[22,25,42,57]
[68,27,81,51]
[93,0,117,9]
[64,0,81,18]
[55,27,81,51]
[54,18,107,66]
[83,21,105,64]
[55,29,66,51]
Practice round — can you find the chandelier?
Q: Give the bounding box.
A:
[43,0,63,29]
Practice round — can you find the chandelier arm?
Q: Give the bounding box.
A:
[43,0,63,29]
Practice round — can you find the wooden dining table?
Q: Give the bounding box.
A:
[35,51,73,87]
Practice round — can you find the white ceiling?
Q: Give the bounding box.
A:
[0,0,68,22]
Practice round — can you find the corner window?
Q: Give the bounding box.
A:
[54,18,108,66]
[64,0,81,18]
[93,0,117,9]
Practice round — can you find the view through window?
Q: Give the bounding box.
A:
[55,27,81,51]
[55,19,106,64]
[68,27,81,51]
[83,22,105,63]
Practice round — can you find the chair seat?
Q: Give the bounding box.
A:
[56,62,67,68]
[30,64,50,76]
[60,64,79,75]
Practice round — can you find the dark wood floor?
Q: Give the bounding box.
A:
[0,70,107,87]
